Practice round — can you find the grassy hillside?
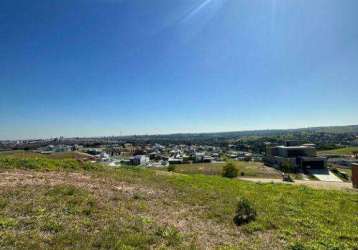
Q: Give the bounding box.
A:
[318,146,358,156]
[0,150,93,160]
[0,155,357,249]
[0,154,99,171]
[172,161,282,179]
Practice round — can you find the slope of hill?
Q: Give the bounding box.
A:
[121,124,358,140]
[0,156,357,249]
[0,150,94,160]
[106,125,358,145]
[318,146,358,156]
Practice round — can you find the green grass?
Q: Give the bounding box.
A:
[0,150,93,160]
[332,167,352,181]
[338,168,352,178]
[0,154,357,249]
[0,154,101,171]
[318,146,358,156]
[172,161,282,178]
[0,185,184,249]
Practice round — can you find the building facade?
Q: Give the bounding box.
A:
[264,143,327,170]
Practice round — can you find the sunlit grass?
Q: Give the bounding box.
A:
[0,155,357,249]
[318,146,358,155]
[171,161,281,178]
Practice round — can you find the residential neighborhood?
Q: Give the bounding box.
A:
[2,131,357,189]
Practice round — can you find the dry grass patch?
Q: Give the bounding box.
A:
[0,157,357,249]
[172,161,281,179]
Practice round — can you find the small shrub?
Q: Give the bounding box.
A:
[283,174,294,182]
[290,242,306,250]
[41,220,62,233]
[156,226,182,246]
[0,217,17,229]
[133,193,145,200]
[233,198,256,226]
[0,198,8,209]
[222,163,238,178]
[168,165,176,172]
[82,200,96,215]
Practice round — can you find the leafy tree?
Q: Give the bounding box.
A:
[222,163,238,178]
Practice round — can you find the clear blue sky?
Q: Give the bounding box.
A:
[1,0,358,140]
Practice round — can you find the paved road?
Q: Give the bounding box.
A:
[307,169,343,182]
[238,177,355,191]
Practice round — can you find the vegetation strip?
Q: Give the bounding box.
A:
[0,156,357,249]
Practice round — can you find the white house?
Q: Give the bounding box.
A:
[130,155,150,166]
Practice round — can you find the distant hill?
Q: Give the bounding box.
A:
[108,124,358,146]
[318,146,358,156]
[2,125,358,144]
[118,125,358,141]
[300,125,358,134]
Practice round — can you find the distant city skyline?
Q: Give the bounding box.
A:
[1,0,358,140]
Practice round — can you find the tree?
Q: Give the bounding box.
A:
[222,163,238,178]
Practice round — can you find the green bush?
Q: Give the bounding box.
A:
[222,163,238,178]
[290,242,306,250]
[233,198,256,226]
[167,165,176,172]
[0,217,18,229]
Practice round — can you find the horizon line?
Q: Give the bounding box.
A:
[2,123,358,142]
